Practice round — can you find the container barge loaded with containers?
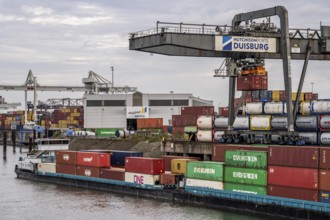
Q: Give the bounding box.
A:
[15,149,330,220]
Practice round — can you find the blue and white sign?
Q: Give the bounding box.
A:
[215,36,276,53]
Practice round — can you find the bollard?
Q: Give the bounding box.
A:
[12,130,16,153]
[3,131,7,159]
[29,137,32,153]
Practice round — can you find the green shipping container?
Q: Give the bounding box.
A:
[186,161,224,181]
[184,126,197,133]
[224,167,267,186]
[224,182,267,195]
[95,128,118,137]
[225,150,267,169]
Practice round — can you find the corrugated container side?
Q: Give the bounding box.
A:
[268,166,318,189]
[161,155,201,172]
[319,169,330,191]
[224,166,267,186]
[172,115,198,127]
[186,161,224,181]
[56,150,77,165]
[225,150,267,169]
[160,173,183,185]
[268,146,319,168]
[319,191,330,203]
[218,107,229,117]
[100,168,125,181]
[76,152,110,168]
[181,106,214,116]
[172,126,185,136]
[320,147,330,169]
[76,166,101,178]
[124,172,160,185]
[171,158,198,174]
[268,185,318,202]
[137,118,163,129]
[56,164,76,175]
[224,182,267,195]
[185,178,224,190]
[125,157,164,175]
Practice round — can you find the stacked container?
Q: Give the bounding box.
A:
[267,146,319,201]
[196,115,214,142]
[319,147,330,203]
[224,150,268,195]
[76,152,110,178]
[56,150,77,175]
[185,161,224,190]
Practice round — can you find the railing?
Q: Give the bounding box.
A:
[129,21,322,40]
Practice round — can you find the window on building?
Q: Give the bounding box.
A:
[86,100,102,106]
[104,100,126,106]
[173,99,189,106]
[133,92,143,106]
[149,100,172,106]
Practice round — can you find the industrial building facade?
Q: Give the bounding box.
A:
[83,92,213,129]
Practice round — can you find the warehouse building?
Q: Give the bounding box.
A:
[83,91,213,129]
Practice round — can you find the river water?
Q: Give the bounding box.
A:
[1,146,282,220]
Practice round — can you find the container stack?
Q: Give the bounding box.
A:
[56,150,77,175]
[137,118,163,134]
[318,147,330,203]
[196,115,214,142]
[76,152,110,178]
[52,106,84,129]
[185,161,224,190]
[224,150,268,195]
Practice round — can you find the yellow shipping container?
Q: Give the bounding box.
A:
[65,108,71,113]
[250,115,271,131]
[171,159,197,174]
[74,108,78,113]
[71,112,80,117]
[272,90,280,101]
[41,120,45,126]
[292,92,304,101]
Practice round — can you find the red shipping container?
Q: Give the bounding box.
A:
[268,146,319,168]
[56,150,77,165]
[267,185,318,202]
[56,164,76,175]
[76,166,101,178]
[125,157,164,175]
[137,118,163,129]
[319,115,330,131]
[172,115,197,127]
[160,173,183,185]
[212,144,268,162]
[268,166,318,189]
[161,155,201,171]
[319,169,330,191]
[181,106,214,116]
[304,92,313,101]
[320,147,330,169]
[76,152,110,168]
[100,168,125,181]
[237,75,268,91]
[279,90,286,101]
[312,93,318,100]
[172,126,185,136]
[218,107,229,117]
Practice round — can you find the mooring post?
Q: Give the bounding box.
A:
[3,131,7,159]
[12,130,16,153]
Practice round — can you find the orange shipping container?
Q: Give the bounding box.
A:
[137,118,163,129]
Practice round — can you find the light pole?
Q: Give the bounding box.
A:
[311,82,314,93]
[111,66,114,88]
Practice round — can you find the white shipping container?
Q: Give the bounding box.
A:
[311,101,330,114]
[244,102,263,115]
[298,132,318,145]
[300,101,311,115]
[264,102,284,114]
[233,117,250,130]
[271,116,288,130]
[214,117,228,129]
[320,132,330,145]
[124,172,160,185]
[185,178,224,190]
[295,116,318,131]
[320,115,330,129]
[214,131,224,142]
[197,115,213,129]
[250,115,271,130]
[37,163,56,173]
[196,130,213,142]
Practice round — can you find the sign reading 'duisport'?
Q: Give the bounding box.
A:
[126,106,149,118]
[215,36,276,53]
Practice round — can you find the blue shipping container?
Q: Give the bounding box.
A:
[110,151,143,166]
[320,191,330,203]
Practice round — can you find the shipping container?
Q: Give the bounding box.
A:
[320,132,330,145]
[295,116,318,132]
[268,146,319,168]
[237,75,268,91]
[172,115,198,127]
[268,166,318,189]
[125,172,160,185]
[56,150,77,165]
[184,126,197,133]
[76,166,101,178]
[224,167,267,186]
[218,107,229,117]
[56,164,76,175]
[264,102,286,115]
[304,92,313,101]
[196,115,213,129]
[271,116,287,130]
[125,157,164,175]
[299,101,311,115]
[212,144,268,162]
[171,158,197,174]
[37,163,56,174]
[320,191,330,203]
[186,161,224,181]
[161,155,201,172]
[196,130,213,142]
[137,118,163,129]
[320,147,330,169]
[225,150,267,169]
[292,92,304,102]
[224,182,267,195]
[214,117,228,129]
[185,178,224,190]
[172,126,185,136]
[214,131,224,142]
[76,152,110,168]
[272,90,280,102]
[100,168,125,181]
[250,115,271,131]
[95,128,117,137]
[298,132,319,145]
[267,185,318,202]
[244,102,263,115]
[110,150,143,166]
[320,115,330,131]
[319,169,330,191]
[233,116,250,130]
[181,106,214,116]
[311,100,330,114]
[160,173,183,185]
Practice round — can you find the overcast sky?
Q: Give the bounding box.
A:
[1,0,330,110]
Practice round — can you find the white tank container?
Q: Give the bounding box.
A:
[250,115,271,131]
[185,178,224,190]
[196,130,213,142]
[320,115,330,130]
[115,129,130,138]
[197,115,213,129]
[299,101,311,115]
[271,135,281,143]
[320,132,330,145]
[311,101,330,114]
[125,172,160,185]
[214,131,224,142]
[295,116,318,131]
[214,117,228,129]
[244,102,263,115]
[298,132,318,145]
[271,116,288,130]
[233,116,250,130]
[264,102,285,114]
